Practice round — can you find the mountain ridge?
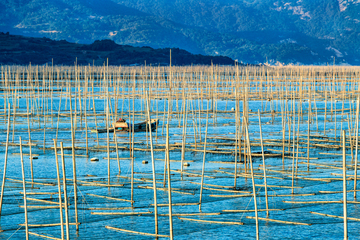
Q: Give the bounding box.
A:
[1,0,359,65]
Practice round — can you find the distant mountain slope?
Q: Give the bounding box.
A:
[1,0,359,64]
[0,32,235,65]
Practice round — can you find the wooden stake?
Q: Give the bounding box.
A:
[199,102,209,211]
[53,140,64,240]
[146,92,158,235]
[234,89,239,187]
[354,98,359,200]
[60,142,70,240]
[180,96,188,179]
[26,94,34,182]
[258,110,269,217]
[0,103,11,215]
[343,130,348,240]
[20,137,29,240]
[246,216,310,226]
[28,232,61,240]
[70,111,79,231]
[307,100,310,171]
[105,226,169,238]
[245,117,259,240]
[291,94,296,194]
[166,120,174,240]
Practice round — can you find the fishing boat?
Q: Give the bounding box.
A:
[113,118,159,132]
[92,118,159,133]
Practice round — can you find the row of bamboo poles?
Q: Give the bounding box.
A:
[0,64,359,239]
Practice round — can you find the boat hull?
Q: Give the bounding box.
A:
[113,119,159,132]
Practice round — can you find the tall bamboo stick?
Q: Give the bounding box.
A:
[0,103,11,215]
[258,110,269,217]
[166,114,173,240]
[69,92,79,231]
[146,93,158,235]
[245,118,259,240]
[199,102,210,211]
[291,93,296,194]
[234,89,239,188]
[20,137,29,240]
[343,130,348,240]
[60,142,70,240]
[106,100,111,185]
[354,98,359,200]
[53,140,64,240]
[180,96,188,179]
[307,99,310,171]
[26,92,34,182]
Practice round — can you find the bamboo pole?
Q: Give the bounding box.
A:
[60,142,70,240]
[335,99,337,140]
[291,93,296,194]
[311,211,360,222]
[307,99,311,171]
[283,200,342,204]
[234,89,239,187]
[199,102,210,211]
[68,81,79,231]
[20,137,29,240]
[343,130,348,240]
[354,98,359,200]
[245,117,259,240]
[223,208,283,213]
[43,100,46,153]
[146,92,158,235]
[0,103,11,215]
[258,110,269,217]
[91,211,152,215]
[246,216,310,226]
[295,100,301,175]
[163,96,171,187]
[105,226,169,238]
[106,101,111,185]
[55,88,63,143]
[114,128,121,175]
[282,100,286,170]
[159,212,220,217]
[86,193,133,202]
[71,124,78,231]
[178,217,244,225]
[84,78,89,156]
[11,87,17,143]
[324,90,327,136]
[92,81,99,144]
[6,178,55,186]
[180,95,188,179]
[20,223,78,227]
[130,90,135,207]
[53,140,64,240]
[166,104,173,239]
[26,93,34,183]
[28,232,61,240]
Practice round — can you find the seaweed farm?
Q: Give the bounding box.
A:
[1,64,360,239]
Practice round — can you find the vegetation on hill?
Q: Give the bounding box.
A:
[0,32,235,66]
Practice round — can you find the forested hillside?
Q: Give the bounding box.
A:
[1,0,359,64]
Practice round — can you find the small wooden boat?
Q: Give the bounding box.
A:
[113,118,159,132]
[93,119,159,133]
